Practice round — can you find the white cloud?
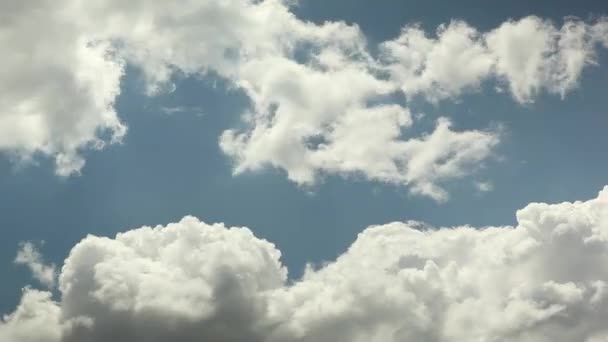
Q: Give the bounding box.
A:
[14,242,57,289]
[2,1,606,198]
[592,18,608,48]
[0,0,374,180]
[398,118,498,201]
[219,54,499,201]
[2,187,608,341]
[3,217,287,342]
[382,16,608,103]
[381,21,495,102]
[485,16,595,103]
[0,289,63,342]
[0,0,126,175]
[94,8,600,200]
[220,56,406,185]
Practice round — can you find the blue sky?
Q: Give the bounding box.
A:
[1,1,608,341]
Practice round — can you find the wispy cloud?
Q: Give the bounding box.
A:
[159,106,205,117]
[14,242,56,289]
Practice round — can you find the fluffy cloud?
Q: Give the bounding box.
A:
[0,0,342,175]
[381,21,495,102]
[4,217,287,342]
[0,290,63,342]
[217,34,498,201]
[382,16,608,103]
[3,186,608,341]
[0,0,126,175]
[220,57,498,201]
[486,16,594,102]
[2,1,606,198]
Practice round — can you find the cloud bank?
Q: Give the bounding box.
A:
[1,0,607,199]
[3,186,608,341]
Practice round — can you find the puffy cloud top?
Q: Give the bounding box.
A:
[3,187,608,341]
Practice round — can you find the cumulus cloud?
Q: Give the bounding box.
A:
[2,1,606,198]
[14,242,57,289]
[486,16,592,102]
[219,57,499,201]
[2,217,286,342]
[382,16,608,103]
[89,7,603,200]
[0,0,319,175]
[381,21,495,102]
[2,187,608,341]
[0,0,126,175]
[0,289,63,342]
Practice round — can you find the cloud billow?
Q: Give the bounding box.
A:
[1,0,606,199]
[2,187,608,341]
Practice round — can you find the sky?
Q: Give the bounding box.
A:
[1,0,608,341]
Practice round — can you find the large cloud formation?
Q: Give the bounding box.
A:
[2,186,608,341]
[1,0,607,200]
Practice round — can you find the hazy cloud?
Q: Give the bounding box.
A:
[14,242,57,289]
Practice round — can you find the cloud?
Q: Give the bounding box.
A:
[381,21,495,102]
[475,181,494,193]
[486,16,592,102]
[14,242,57,289]
[159,106,205,117]
[82,0,501,200]
[0,0,126,176]
[397,118,498,201]
[86,9,604,200]
[2,187,608,341]
[3,217,286,342]
[218,52,499,201]
[0,289,63,342]
[1,1,606,198]
[0,0,373,179]
[382,16,608,103]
